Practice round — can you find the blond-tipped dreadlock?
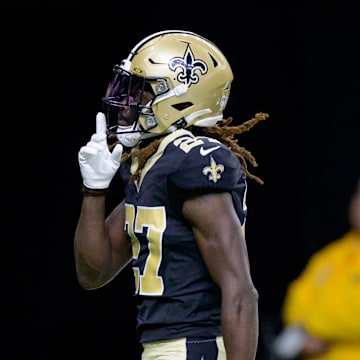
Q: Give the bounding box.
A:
[118,112,269,184]
[192,112,269,185]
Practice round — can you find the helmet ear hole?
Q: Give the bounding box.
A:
[144,82,155,95]
[173,102,194,111]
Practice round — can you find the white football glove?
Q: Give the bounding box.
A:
[78,112,123,189]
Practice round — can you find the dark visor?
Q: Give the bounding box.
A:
[102,66,146,107]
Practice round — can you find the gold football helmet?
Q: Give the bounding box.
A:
[103,30,234,146]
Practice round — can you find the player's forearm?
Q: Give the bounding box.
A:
[222,290,259,360]
[74,196,112,283]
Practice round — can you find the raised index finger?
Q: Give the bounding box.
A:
[96,112,107,134]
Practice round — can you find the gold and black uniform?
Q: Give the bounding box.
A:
[119,128,248,344]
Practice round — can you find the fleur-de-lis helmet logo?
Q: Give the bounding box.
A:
[169,44,208,87]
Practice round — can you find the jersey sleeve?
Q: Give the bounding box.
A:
[168,140,243,192]
[167,138,244,217]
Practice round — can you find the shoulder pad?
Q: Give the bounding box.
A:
[168,136,243,191]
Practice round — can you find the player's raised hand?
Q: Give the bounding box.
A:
[78,112,123,189]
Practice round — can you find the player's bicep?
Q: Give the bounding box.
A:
[183,192,252,288]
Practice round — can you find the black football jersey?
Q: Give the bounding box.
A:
[118,129,248,343]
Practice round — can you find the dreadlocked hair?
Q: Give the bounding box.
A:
[124,112,269,184]
[130,138,163,182]
[192,112,269,185]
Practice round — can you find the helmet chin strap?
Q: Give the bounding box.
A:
[114,100,147,147]
[116,125,142,147]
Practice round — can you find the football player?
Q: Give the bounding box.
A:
[75,30,268,360]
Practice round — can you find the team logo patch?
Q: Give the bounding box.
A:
[202,156,224,183]
[169,44,208,87]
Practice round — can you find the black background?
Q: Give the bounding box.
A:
[3,4,359,359]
